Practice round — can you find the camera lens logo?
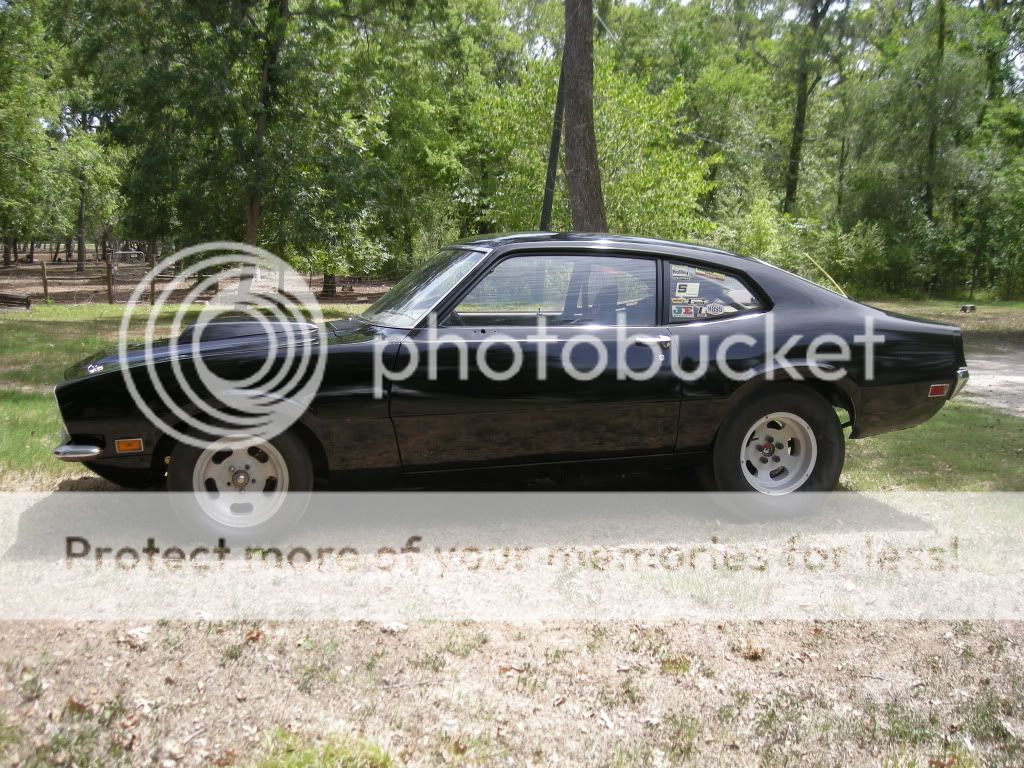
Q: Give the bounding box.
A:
[118,242,327,450]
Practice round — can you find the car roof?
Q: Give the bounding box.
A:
[452,231,851,307]
[452,231,757,265]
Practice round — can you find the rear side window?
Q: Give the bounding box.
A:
[664,261,763,323]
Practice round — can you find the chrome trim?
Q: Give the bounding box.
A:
[952,366,969,398]
[54,444,102,462]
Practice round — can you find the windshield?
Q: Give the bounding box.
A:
[361,247,487,329]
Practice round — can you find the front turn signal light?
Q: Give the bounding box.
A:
[114,438,144,454]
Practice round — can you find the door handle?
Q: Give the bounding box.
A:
[633,335,672,349]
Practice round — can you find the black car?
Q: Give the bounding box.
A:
[54,233,968,533]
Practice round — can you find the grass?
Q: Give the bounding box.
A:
[0,300,1022,491]
[843,400,1024,491]
[442,628,490,658]
[658,655,692,675]
[0,712,22,755]
[254,731,392,768]
[295,636,340,694]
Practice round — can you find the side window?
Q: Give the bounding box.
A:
[449,254,657,327]
[665,261,763,323]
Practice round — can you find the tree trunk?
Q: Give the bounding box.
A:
[923,0,945,221]
[782,0,832,216]
[783,67,811,215]
[562,0,607,232]
[66,238,73,265]
[2,239,10,268]
[540,49,567,231]
[28,241,35,263]
[76,180,86,273]
[322,274,337,298]
[245,0,290,246]
[836,133,847,222]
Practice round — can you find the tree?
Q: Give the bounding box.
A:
[0,0,62,264]
[782,0,836,215]
[562,0,606,231]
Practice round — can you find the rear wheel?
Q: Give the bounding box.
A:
[166,430,313,538]
[711,385,844,494]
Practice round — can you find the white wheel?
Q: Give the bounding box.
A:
[738,411,818,495]
[167,429,313,538]
[191,435,290,528]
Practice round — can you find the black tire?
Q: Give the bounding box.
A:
[85,461,164,489]
[166,430,314,541]
[711,384,844,494]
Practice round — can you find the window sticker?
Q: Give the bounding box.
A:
[702,302,726,316]
[690,298,707,305]
[675,282,700,298]
[671,297,688,304]
[695,268,727,281]
[672,304,695,319]
[671,264,690,279]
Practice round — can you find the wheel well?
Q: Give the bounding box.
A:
[731,378,856,431]
[150,420,331,485]
[800,380,856,429]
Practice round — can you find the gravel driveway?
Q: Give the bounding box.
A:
[962,345,1024,415]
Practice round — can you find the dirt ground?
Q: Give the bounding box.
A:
[1,620,1021,767]
[961,345,1024,416]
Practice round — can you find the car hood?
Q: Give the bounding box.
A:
[63,318,326,381]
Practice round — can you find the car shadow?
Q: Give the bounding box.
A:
[0,484,932,564]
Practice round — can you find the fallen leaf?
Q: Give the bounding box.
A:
[63,697,90,718]
[162,739,184,760]
[243,628,262,644]
[552,695,566,707]
[118,626,152,650]
[112,732,136,752]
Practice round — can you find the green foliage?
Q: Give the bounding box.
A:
[0,0,1020,296]
[0,0,63,240]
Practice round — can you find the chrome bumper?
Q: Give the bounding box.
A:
[952,366,969,398]
[54,443,102,462]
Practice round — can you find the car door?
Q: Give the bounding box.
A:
[661,259,770,451]
[388,251,682,468]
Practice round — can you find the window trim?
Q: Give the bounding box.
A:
[435,249,663,329]
[660,258,771,326]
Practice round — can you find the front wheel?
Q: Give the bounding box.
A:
[711,385,845,494]
[166,430,313,539]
